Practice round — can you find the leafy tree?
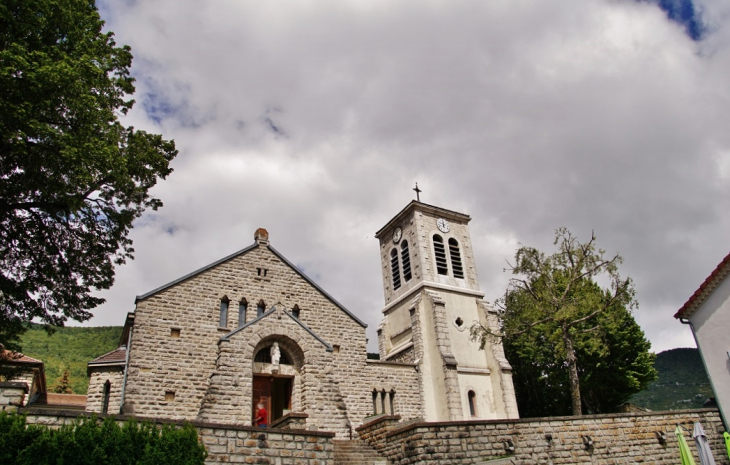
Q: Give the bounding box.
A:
[471,228,657,416]
[52,368,73,394]
[0,0,177,360]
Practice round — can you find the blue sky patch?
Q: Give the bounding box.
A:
[142,92,178,125]
[640,0,706,40]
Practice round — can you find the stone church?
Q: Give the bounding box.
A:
[86,201,519,436]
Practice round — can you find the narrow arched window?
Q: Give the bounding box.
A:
[401,241,412,282]
[391,249,401,290]
[102,380,111,415]
[257,300,266,318]
[449,238,464,279]
[389,390,395,415]
[219,296,230,327]
[380,390,386,415]
[238,298,247,327]
[468,390,477,417]
[292,304,300,319]
[433,235,448,275]
[372,390,378,414]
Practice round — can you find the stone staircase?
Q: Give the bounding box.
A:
[333,439,388,465]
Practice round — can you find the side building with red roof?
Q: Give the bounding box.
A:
[674,251,730,428]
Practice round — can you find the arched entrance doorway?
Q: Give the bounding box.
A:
[252,336,303,425]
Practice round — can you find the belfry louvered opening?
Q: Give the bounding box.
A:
[433,235,448,275]
[449,238,464,279]
[401,241,412,282]
[391,248,401,290]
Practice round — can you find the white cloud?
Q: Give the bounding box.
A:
[88,0,730,355]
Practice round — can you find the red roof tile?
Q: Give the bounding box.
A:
[89,347,126,364]
[675,251,730,319]
[0,350,43,364]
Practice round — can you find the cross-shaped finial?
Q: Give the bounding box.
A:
[413,182,422,202]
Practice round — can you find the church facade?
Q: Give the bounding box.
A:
[87,201,518,436]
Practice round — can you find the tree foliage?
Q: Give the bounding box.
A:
[0,0,177,355]
[472,227,657,416]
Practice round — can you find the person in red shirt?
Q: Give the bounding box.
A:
[255,401,267,428]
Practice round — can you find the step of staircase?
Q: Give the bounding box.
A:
[333,439,388,465]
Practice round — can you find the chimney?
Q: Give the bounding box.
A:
[254,228,269,245]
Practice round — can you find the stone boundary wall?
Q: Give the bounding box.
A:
[22,409,334,465]
[356,409,728,464]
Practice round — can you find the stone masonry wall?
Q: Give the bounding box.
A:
[86,368,124,414]
[125,242,371,432]
[0,382,27,411]
[357,408,728,465]
[22,409,334,465]
[363,360,422,420]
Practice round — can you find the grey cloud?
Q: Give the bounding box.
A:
[87,0,730,353]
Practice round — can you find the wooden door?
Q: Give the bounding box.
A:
[252,376,271,424]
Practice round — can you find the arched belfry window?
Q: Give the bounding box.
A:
[219,296,230,327]
[449,238,464,279]
[257,300,266,318]
[433,235,448,275]
[391,249,401,290]
[401,241,412,282]
[238,298,247,327]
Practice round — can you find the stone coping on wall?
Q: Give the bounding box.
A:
[0,381,29,393]
[21,408,336,438]
[365,359,417,368]
[356,414,402,432]
[382,407,723,438]
[268,411,308,429]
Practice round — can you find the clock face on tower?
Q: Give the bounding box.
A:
[392,227,402,243]
[437,218,450,233]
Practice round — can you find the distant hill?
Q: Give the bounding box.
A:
[630,348,714,411]
[19,325,123,395]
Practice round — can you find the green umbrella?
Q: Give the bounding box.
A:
[724,432,730,462]
[675,425,696,465]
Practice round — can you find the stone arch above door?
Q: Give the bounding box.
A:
[252,334,305,374]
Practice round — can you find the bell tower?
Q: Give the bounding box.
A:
[374,201,519,422]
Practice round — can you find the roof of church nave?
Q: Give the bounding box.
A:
[133,228,367,328]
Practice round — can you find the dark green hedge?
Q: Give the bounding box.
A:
[0,412,207,465]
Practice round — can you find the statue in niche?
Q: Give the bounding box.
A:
[270,342,281,366]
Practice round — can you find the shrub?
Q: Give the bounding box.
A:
[0,411,207,465]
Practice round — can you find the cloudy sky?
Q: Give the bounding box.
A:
[87,0,730,353]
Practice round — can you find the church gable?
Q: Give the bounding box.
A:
[123,230,367,422]
[134,231,365,330]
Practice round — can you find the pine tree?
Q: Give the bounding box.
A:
[52,369,73,394]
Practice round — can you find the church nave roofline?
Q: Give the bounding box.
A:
[132,230,366,329]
